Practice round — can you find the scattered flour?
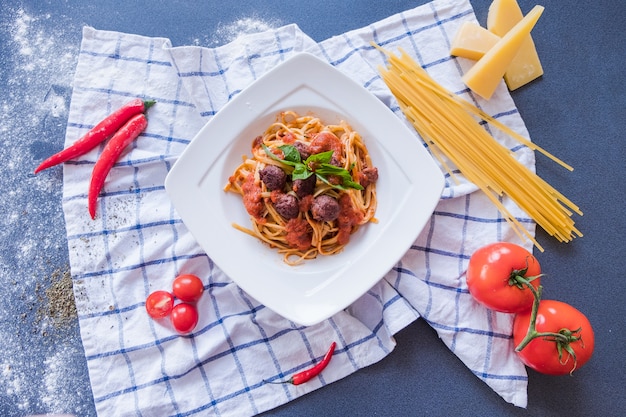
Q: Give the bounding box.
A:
[39,346,86,414]
[193,15,282,46]
[0,5,89,417]
[0,328,87,416]
[0,4,78,268]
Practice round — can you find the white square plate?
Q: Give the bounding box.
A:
[165,52,444,326]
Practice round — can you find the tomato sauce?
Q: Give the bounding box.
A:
[270,189,283,203]
[285,218,311,251]
[336,193,363,245]
[299,194,313,213]
[281,131,296,144]
[309,131,343,157]
[242,173,264,221]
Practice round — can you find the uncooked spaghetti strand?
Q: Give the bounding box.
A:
[376,46,581,245]
[383,47,572,170]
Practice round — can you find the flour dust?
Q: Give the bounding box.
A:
[0,5,91,417]
[192,15,282,46]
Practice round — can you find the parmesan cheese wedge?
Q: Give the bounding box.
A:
[462,5,544,100]
[488,0,544,90]
[450,22,500,60]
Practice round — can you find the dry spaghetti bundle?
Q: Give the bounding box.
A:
[376,47,581,251]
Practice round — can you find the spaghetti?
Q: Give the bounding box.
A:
[375,46,582,251]
[225,111,378,265]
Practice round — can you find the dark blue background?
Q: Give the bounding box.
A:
[1,1,624,416]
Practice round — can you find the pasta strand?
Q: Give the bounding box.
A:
[375,46,581,249]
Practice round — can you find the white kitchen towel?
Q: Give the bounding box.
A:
[59,0,533,415]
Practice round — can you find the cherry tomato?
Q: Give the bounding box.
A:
[145,290,174,319]
[172,274,204,303]
[513,300,594,375]
[170,303,199,334]
[466,242,541,313]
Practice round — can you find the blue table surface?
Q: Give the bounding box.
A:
[1,1,624,416]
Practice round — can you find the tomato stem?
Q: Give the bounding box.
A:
[513,277,542,352]
[508,257,542,289]
[514,278,583,374]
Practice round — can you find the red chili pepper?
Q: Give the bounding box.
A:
[272,341,337,385]
[34,98,155,173]
[88,113,148,219]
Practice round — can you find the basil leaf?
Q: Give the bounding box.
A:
[278,145,301,163]
[316,163,364,190]
[342,179,364,190]
[315,173,362,191]
[315,173,344,189]
[305,150,333,165]
[291,163,313,180]
[315,164,346,175]
[262,144,296,167]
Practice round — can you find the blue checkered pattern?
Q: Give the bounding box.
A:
[61,0,532,415]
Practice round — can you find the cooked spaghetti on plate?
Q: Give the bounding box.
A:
[225,111,379,265]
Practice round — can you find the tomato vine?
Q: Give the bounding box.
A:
[513,278,593,375]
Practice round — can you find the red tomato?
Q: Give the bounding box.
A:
[466,242,541,313]
[513,300,594,375]
[170,303,199,334]
[145,290,174,319]
[172,274,204,303]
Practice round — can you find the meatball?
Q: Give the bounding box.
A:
[293,141,311,161]
[274,193,299,219]
[251,135,263,150]
[358,166,379,188]
[309,131,342,158]
[292,174,317,198]
[311,195,340,222]
[259,165,286,191]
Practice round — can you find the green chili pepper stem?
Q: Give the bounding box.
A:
[143,100,156,111]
